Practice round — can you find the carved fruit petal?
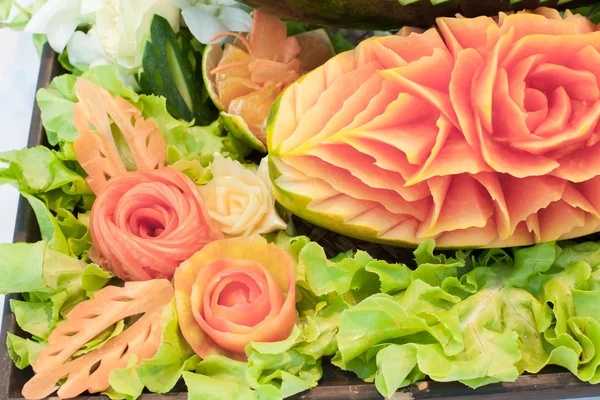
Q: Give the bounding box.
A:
[73,78,166,195]
[22,280,174,400]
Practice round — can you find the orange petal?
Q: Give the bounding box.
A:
[340,136,419,180]
[506,54,546,109]
[497,12,595,41]
[416,176,451,238]
[476,114,559,177]
[409,137,492,184]
[191,259,284,344]
[435,218,498,248]
[449,48,483,150]
[502,34,600,71]
[437,15,496,57]
[427,174,494,237]
[250,11,298,62]
[534,87,572,137]
[473,28,515,133]
[473,172,511,240]
[304,143,429,201]
[511,100,600,154]
[207,268,272,328]
[378,28,449,64]
[502,175,565,235]
[528,63,600,101]
[282,154,430,219]
[280,60,382,154]
[491,68,532,142]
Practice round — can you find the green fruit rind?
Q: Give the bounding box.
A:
[266,94,283,153]
[221,112,267,153]
[269,157,415,248]
[202,44,224,111]
[266,73,311,154]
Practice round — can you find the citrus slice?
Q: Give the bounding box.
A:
[228,81,282,146]
[202,11,336,153]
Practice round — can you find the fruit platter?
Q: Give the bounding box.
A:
[5,0,600,399]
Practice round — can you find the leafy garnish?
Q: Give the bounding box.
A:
[106,300,199,399]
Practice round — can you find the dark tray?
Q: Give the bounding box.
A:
[2,43,600,400]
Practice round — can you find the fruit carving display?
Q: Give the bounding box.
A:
[5,3,600,400]
[268,8,600,248]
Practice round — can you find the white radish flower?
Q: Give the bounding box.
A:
[199,154,287,237]
[94,0,180,70]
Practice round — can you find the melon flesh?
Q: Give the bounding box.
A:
[267,10,600,248]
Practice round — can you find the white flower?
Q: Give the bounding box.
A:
[67,28,140,89]
[24,0,96,53]
[199,154,287,237]
[95,0,180,70]
[174,0,252,44]
[67,28,107,69]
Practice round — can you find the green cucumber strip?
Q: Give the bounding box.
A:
[140,15,217,126]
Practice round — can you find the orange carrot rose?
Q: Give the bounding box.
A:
[89,167,223,281]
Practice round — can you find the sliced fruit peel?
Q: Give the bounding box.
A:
[268,8,600,248]
[174,236,296,360]
[73,78,166,195]
[22,279,174,400]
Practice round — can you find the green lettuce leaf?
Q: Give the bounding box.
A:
[0,241,48,294]
[56,209,92,257]
[300,242,373,297]
[36,74,79,146]
[183,357,281,400]
[0,145,92,215]
[333,240,600,398]
[10,290,67,340]
[23,193,70,255]
[22,191,92,257]
[6,333,47,369]
[0,146,88,194]
[105,355,144,400]
[164,117,251,167]
[107,300,199,398]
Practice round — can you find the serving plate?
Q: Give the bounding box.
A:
[2,43,600,400]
